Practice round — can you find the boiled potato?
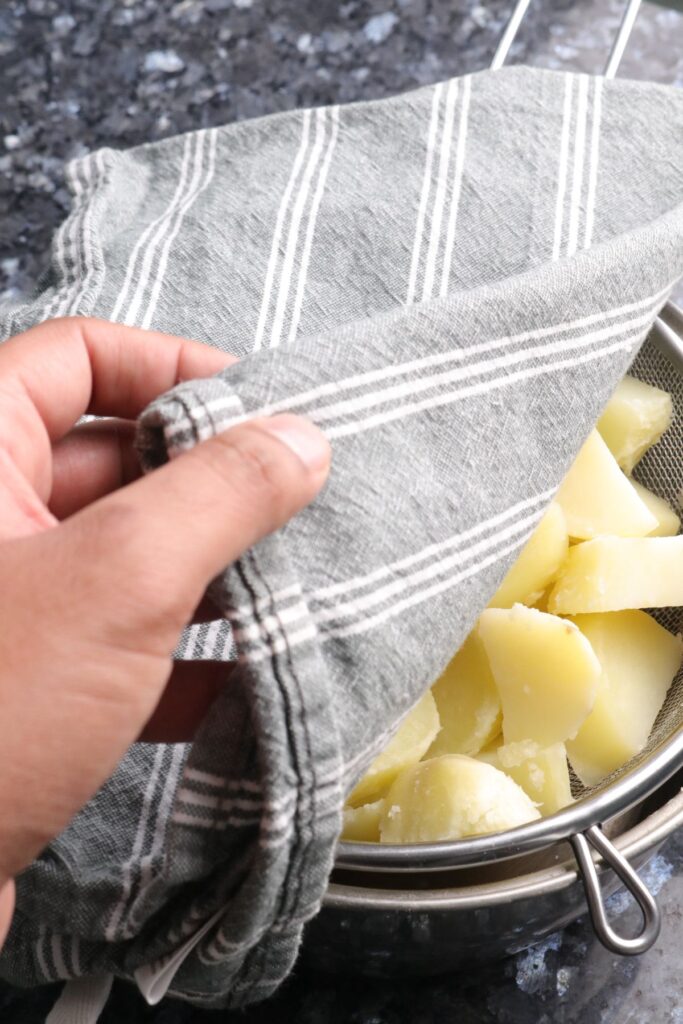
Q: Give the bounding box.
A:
[379,755,540,843]
[548,537,683,614]
[476,738,503,768]
[478,605,601,747]
[489,503,568,608]
[631,480,680,537]
[480,739,573,815]
[597,375,673,474]
[427,632,501,758]
[498,742,573,815]
[348,691,440,806]
[342,799,385,842]
[566,611,683,786]
[554,431,657,539]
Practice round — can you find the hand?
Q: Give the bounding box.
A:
[0,317,330,946]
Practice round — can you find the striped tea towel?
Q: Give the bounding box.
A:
[1,66,683,1010]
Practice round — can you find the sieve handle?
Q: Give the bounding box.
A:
[570,824,661,956]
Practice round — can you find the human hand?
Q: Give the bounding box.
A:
[0,317,330,945]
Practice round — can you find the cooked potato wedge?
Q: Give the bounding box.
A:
[379,755,540,843]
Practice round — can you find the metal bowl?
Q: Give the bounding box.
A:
[301,779,683,977]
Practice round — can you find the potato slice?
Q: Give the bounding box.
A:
[477,737,503,768]
[489,503,568,608]
[555,431,657,540]
[342,799,385,842]
[478,605,601,747]
[597,375,673,474]
[427,633,501,758]
[498,743,573,816]
[548,536,683,614]
[379,755,540,843]
[347,691,440,806]
[631,480,680,537]
[566,612,683,786]
[478,739,573,815]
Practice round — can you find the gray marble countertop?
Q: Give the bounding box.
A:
[1,1,683,1021]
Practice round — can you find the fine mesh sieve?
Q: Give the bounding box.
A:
[336,0,683,958]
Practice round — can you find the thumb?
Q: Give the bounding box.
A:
[0,415,329,882]
[65,412,330,653]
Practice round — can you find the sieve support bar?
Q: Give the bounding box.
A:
[570,825,661,955]
[490,0,533,69]
[491,0,643,75]
[652,308,683,374]
[604,0,643,78]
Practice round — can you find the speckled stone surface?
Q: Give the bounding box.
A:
[2,0,682,300]
[2,1,683,1021]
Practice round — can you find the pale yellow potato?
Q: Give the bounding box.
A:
[597,375,673,474]
[489,503,568,608]
[347,691,440,806]
[498,743,573,816]
[554,431,657,540]
[379,755,540,843]
[427,633,501,758]
[479,738,573,815]
[478,605,601,747]
[548,536,683,614]
[630,480,680,537]
[476,737,503,768]
[341,799,385,842]
[566,611,683,786]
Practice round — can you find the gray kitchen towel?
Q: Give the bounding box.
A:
[1,66,683,1009]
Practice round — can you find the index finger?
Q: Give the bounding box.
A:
[0,317,235,498]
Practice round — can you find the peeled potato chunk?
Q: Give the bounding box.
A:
[630,480,680,537]
[477,737,503,768]
[342,799,385,842]
[379,755,540,843]
[348,691,440,806]
[597,375,673,474]
[554,430,657,540]
[566,612,683,786]
[427,633,501,758]
[548,537,683,614]
[489,503,569,608]
[479,738,573,815]
[478,605,601,747]
[498,743,573,816]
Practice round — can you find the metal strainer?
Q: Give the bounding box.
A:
[336,1,683,958]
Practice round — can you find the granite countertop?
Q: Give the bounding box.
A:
[2,1,683,1021]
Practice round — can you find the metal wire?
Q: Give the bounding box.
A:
[491,0,643,74]
[604,0,644,77]
[490,0,534,69]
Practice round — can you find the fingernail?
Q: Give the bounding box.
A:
[262,414,330,473]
